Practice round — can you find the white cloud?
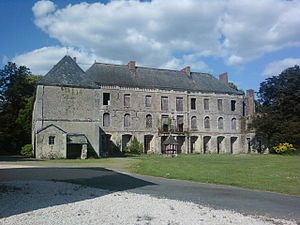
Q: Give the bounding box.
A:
[227,55,243,65]
[12,46,121,75]
[32,0,56,17]
[13,0,300,74]
[161,54,211,73]
[262,58,300,76]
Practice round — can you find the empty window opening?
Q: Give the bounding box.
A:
[191,98,196,110]
[191,116,197,129]
[177,115,184,132]
[231,118,237,130]
[217,99,223,111]
[231,100,236,111]
[103,93,110,105]
[144,135,153,153]
[145,95,152,107]
[247,138,251,153]
[230,137,238,154]
[146,114,152,128]
[190,136,198,153]
[204,99,209,110]
[204,116,210,129]
[103,113,110,127]
[161,96,168,111]
[217,136,225,154]
[122,135,132,151]
[162,115,169,131]
[218,117,224,129]
[203,136,211,154]
[176,97,183,111]
[124,94,130,107]
[124,114,130,127]
[49,136,55,145]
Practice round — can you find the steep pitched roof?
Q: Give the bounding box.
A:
[38,55,96,87]
[37,124,67,134]
[163,135,178,145]
[85,63,242,95]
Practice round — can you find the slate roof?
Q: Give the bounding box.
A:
[163,135,178,145]
[37,124,67,134]
[40,55,242,95]
[67,134,88,144]
[38,55,96,88]
[85,63,242,95]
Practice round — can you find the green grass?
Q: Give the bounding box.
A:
[132,154,300,196]
[2,157,139,173]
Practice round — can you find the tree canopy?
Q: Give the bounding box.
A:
[251,65,300,149]
[0,62,41,155]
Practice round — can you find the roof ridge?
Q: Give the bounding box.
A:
[93,62,211,75]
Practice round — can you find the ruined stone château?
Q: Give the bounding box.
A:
[32,56,256,159]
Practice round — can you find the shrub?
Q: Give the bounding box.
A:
[272,143,296,154]
[20,144,33,157]
[125,137,143,155]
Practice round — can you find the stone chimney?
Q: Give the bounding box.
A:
[181,66,191,76]
[246,89,255,116]
[219,72,228,85]
[73,57,77,62]
[128,61,136,71]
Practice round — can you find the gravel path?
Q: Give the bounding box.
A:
[0,181,296,225]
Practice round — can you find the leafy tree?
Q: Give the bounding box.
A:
[228,82,245,94]
[0,62,41,154]
[251,65,300,150]
[125,137,143,154]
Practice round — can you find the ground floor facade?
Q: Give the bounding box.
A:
[102,131,257,155]
[33,120,258,159]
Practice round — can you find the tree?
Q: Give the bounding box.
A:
[251,65,300,150]
[228,82,245,94]
[125,137,143,154]
[0,62,41,154]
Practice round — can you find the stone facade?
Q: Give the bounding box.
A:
[32,56,256,159]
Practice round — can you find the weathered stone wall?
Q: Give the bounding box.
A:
[35,125,67,159]
[33,83,254,158]
[33,85,101,157]
[98,86,247,154]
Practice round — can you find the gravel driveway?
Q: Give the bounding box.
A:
[0,181,296,225]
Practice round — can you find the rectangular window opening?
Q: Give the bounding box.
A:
[161,115,169,131]
[191,98,196,110]
[204,98,209,110]
[218,99,223,111]
[103,93,110,105]
[145,95,152,107]
[231,100,236,111]
[124,94,130,107]
[176,97,183,111]
[177,115,184,132]
[49,136,55,145]
[161,96,168,111]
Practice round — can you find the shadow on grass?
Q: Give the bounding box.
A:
[0,166,156,218]
[0,155,43,162]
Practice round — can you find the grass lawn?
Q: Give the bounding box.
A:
[1,157,138,173]
[132,154,300,196]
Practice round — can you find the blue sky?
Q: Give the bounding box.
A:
[1,0,300,92]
